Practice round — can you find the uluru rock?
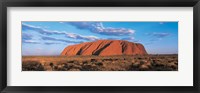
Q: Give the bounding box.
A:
[61,40,147,56]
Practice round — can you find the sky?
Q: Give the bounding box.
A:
[22,22,178,56]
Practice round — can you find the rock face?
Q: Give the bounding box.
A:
[61,40,147,56]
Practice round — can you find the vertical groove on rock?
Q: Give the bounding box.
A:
[93,42,112,55]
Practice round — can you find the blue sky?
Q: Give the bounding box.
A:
[22,22,178,55]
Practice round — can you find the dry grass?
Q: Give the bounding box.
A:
[22,54,178,71]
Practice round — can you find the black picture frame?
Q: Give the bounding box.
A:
[0,0,200,93]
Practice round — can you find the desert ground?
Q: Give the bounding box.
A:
[22,54,178,71]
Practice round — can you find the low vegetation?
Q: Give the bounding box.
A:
[22,54,178,71]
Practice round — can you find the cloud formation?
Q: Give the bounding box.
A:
[22,23,99,41]
[145,32,171,45]
[65,33,99,41]
[23,40,40,44]
[44,42,61,45]
[22,33,33,41]
[122,37,140,43]
[66,22,135,36]
[146,32,170,38]
[121,37,134,41]
[22,33,40,44]
[41,36,82,43]
[22,24,54,35]
[151,32,170,38]
[146,32,170,40]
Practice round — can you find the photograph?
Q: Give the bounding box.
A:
[22,21,178,71]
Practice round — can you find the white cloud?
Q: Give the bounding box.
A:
[66,22,135,36]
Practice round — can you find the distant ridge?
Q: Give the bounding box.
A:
[61,40,147,56]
